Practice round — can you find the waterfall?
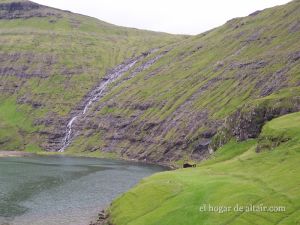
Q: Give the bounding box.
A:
[58,49,167,152]
[58,59,141,152]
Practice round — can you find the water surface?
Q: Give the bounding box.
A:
[0,155,165,225]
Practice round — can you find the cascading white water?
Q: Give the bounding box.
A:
[59,48,166,152]
[58,59,140,152]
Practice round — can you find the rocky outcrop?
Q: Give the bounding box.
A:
[89,210,111,225]
[0,1,62,19]
[210,96,300,151]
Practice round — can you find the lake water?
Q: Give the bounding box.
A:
[0,155,165,225]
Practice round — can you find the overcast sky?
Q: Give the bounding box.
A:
[33,0,291,35]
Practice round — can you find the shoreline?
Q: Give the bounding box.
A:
[0,151,35,157]
[36,151,177,170]
[89,210,110,225]
[0,150,175,169]
[1,150,176,225]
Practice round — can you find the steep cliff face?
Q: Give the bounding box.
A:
[0,0,299,164]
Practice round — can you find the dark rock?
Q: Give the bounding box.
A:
[191,45,204,54]
[142,122,158,131]
[194,139,211,151]
[0,1,40,11]
[0,1,62,19]
[90,210,111,225]
[210,97,300,151]
[201,130,216,139]
[249,10,262,17]
[288,51,300,62]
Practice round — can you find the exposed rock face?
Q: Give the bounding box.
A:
[210,97,300,151]
[230,104,300,141]
[0,1,40,11]
[0,1,62,19]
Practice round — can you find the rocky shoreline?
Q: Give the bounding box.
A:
[89,210,111,225]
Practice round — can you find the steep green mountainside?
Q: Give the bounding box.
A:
[0,0,183,151]
[0,0,299,166]
[1,1,300,225]
[67,0,300,164]
[109,112,300,225]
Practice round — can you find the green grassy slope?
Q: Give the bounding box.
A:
[67,0,300,163]
[0,0,183,151]
[109,112,300,225]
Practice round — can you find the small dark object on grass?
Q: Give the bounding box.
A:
[183,163,196,168]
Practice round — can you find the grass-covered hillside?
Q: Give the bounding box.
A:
[67,0,300,164]
[0,0,183,152]
[109,112,300,225]
[1,1,300,225]
[0,0,299,167]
